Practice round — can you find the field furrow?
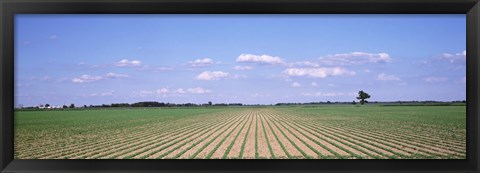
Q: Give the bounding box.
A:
[258,114,288,159]
[144,113,242,159]
[170,113,247,159]
[226,112,254,159]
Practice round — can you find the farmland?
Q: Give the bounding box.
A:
[14,105,466,159]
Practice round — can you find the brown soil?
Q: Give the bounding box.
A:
[240,113,257,159]
[267,113,335,157]
[258,115,288,159]
[112,114,236,159]
[209,112,250,159]
[264,112,317,158]
[191,113,248,159]
[320,124,436,157]
[262,113,303,158]
[132,114,238,159]
[278,113,362,157]
[174,114,243,159]
[256,113,272,158]
[226,112,254,159]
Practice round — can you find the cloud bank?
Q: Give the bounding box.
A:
[236,54,284,65]
[195,71,229,80]
[283,67,356,78]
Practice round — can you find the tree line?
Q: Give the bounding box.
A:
[18,90,466,109]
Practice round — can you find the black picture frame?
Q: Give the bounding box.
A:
[1,0,479,172]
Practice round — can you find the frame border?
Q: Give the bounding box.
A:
[1,0,479,172]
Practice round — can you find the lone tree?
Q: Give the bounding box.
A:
[356,90,371,105]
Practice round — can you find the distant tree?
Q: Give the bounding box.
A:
[208,101,212,106]
[69,103,75,108]
[352,100,356,105]
[63,105,68,109]
[356,90,371,105]
[45,104,50,108]
[84,105,87,108]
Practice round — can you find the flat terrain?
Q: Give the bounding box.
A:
[14,105,466,159]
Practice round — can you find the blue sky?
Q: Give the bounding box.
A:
[15,14,466,107]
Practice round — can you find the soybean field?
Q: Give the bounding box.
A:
[14,105,466,159]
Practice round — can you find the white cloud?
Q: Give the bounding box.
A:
[195,71,229,80]
[311,82,319,87]
[424,76,448,82]
[292,82,301,87]
[377,73,400,81]
[49,35,58,40]
[327,84,336,87]
[189,58,213,67]
[115,59,142,67]
[318,52,391,65]
[156,88,169,94]
[234,66,253,70]
[73,73,129,83]
[292,61,320,67]
[439,50,466,63]
[133,66,175,73]
[236,54,284,65]
[105,72,129,79]
[72,75,103,83]
[175,88,186,94]
[133,87,212,97]
[364,69,371,73]
[283,67,355,78]
[187,87,212,94]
